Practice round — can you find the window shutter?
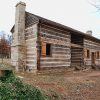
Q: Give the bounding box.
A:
[94,52,96,59]
[97,51,99,59]
[84,49,87,58]
[41,42,46,56]
[95,52,98,59]
[99,51,100,58]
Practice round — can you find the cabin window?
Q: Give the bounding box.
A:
[87,50,90,58]
[41,42,51,57]
[97,51,99,59]
[46,44,51,56]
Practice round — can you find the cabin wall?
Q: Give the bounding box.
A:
[71,34,84,66]
[39,24,71,69]
[71,47,83,66]
[84,39,100,66]
[25,24,38,72]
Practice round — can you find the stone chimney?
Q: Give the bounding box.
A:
[86,30,92,36]
[15,1,26,44]
[11,2,26,71]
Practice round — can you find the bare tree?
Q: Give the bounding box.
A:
[89,0,100,11]
[0,34,11,63]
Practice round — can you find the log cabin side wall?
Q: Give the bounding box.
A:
[39,24,71,69]
[84,39,100,66]
[25,24,38,72]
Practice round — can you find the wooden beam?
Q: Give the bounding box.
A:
[71,43,83,48]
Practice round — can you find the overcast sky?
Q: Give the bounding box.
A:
[0,0,100,39]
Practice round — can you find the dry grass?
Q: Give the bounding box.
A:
[0,58,11,64]
[0,58,12,69]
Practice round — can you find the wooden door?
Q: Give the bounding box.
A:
[91,52,95,64]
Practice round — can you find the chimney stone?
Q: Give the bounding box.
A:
[16,1,26,7]
[11,2,26,71]
[15,1,26,44]
[86,30,92,36]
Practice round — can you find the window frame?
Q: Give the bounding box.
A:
[96,51,99,59]
[87,49,90,58]
[40,42,52,57]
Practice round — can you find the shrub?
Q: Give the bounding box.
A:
[0,70,47,100]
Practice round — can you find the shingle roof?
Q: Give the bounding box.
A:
[11,11,100,43]
[25,12,39,27]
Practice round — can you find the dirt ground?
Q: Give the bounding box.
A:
[17,69,100,100]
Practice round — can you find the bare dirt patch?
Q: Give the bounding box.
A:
[17,70,100,100]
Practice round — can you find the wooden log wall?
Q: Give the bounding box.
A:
[25,24,38,72]
[39,24,71,68]
[71,47,83,66]
[71,34,83,66]
[84,39,100,66]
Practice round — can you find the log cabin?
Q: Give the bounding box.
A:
[11,2,100,72]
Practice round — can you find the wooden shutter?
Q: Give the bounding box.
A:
[95,52,98,59]
[97,51,99,59]
[99,51,100,58]
[87,50,90,58]
[41,42,46,56]
[84,49,87,58]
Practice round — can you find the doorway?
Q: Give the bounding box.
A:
[91,52,95,64]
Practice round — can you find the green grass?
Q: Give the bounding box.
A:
[0,70,48,100]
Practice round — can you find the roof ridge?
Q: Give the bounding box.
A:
[11,11,100,42]
[25,11,100,42]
